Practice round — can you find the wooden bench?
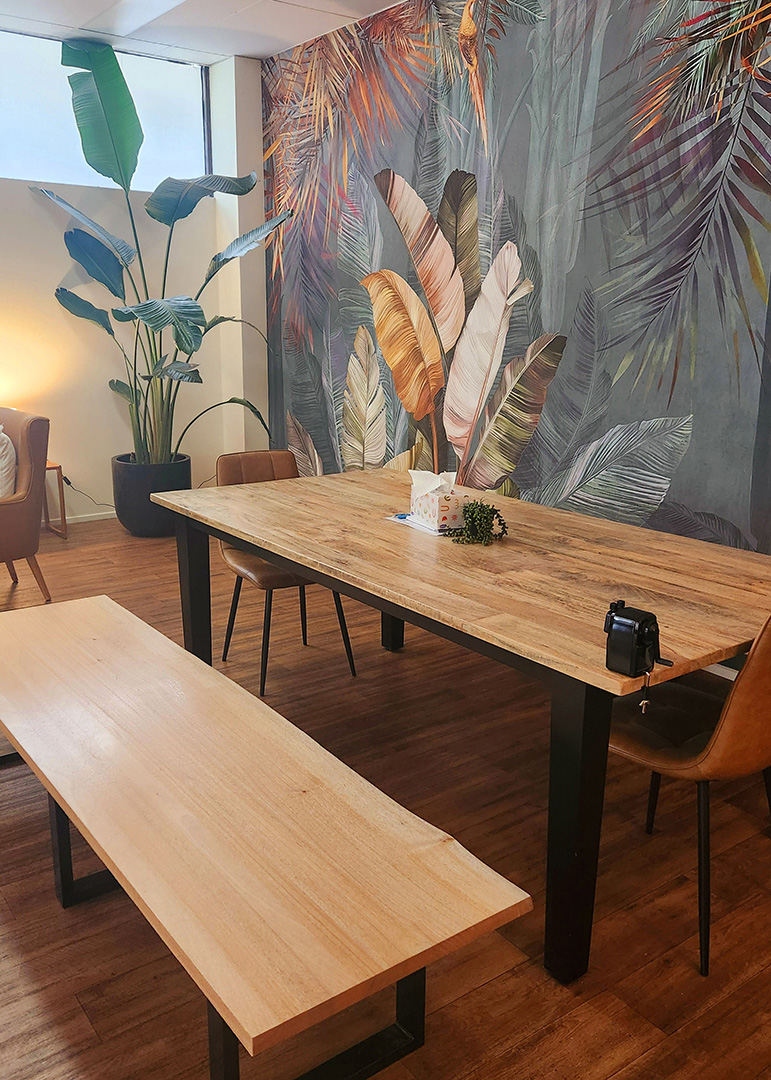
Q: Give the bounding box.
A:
[0,596,531,1079]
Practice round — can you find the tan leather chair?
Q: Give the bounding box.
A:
[0,408,51,603]
[611,616,771,975]
[216,450,356,696]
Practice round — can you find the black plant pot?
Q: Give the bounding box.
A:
[111,454,191,538]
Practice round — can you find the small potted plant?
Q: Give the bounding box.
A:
[36,39,290,537]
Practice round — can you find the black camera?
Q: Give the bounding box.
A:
[604,599,672,677]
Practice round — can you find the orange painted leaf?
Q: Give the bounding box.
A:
[361,269,444,421]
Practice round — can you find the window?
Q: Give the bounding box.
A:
[0,31,206,191]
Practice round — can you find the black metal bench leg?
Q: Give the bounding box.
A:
[208,1003,240,1080]
[698,780,711,976]
[333,592,356,677]
[48,796,120,909]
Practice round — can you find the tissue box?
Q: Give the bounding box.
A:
[411,489,469,531]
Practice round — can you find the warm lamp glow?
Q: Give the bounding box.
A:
[0,319,67,406]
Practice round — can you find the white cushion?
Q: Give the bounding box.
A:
[0,425,17,499]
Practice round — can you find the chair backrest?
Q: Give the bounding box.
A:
[698,613,771,779]
[216,449,299,488]
[0,407,50,563]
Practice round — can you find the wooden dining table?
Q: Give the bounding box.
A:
[153,469,771,984]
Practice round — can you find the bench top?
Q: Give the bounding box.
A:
[0,596,530,1055]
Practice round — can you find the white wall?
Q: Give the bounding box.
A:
[0,54,267,523]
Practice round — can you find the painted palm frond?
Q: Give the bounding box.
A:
[520,416,694,525]
[285,334,340,473]
[594,72,771,393]
[647,498,755,548]
[337,163,383,284]
[412,96,450,218]
[516,284,611,489]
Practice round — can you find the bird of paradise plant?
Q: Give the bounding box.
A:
[37,39,290,465]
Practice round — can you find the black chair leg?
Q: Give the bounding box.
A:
[646,771,661,834]
[222,577,243,662]
[332,592,356,677]
[299,585,308,646]
[763,767,771,824]
[259,590,273,698]
[697,780,711,976]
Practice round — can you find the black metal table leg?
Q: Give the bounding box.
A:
[381,613,404,652]
[205,968,426,1080]
[48,796,120,909]
[175,516,212,665]
[543,676,613,984]
[0,750,22,767]
[208,1003,241,1080]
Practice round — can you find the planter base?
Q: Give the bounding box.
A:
[112,454,192,538]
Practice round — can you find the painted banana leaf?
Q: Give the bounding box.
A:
[286,412,324,476]
[520,416,693,525]
[341,327,387,469]
[443,241,533,457]
[361,270,444,422]
[437,170,482,316]
[464,333,566,489]
[374,169,465,350]
[647,500,755,550]
[383,430,433,471]
[516,284,611,489]
[751,302,771,553]
[337,162,383,283]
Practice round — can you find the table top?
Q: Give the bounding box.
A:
[154,470,771,696]
[0,596,530,1055]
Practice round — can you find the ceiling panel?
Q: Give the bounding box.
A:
[0,0,400,61]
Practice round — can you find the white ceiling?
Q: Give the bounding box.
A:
[0,0,395,63]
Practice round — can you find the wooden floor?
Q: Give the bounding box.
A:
[2,522,771,1079]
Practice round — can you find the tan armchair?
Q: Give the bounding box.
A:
[0,407,51,603]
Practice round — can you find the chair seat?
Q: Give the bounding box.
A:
[611,670,732,779]
[221,544,306,591]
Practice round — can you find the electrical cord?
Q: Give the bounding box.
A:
[62,475,115,509]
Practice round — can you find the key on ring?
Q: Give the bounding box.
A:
[640,669,651,714]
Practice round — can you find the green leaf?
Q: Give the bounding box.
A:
[113,296,206,354]
[159,360,203,383]
[32,187,136,265]
[109,379,133,401]
[144,172,257,226]
[227,397,270,437]
[202,210,293,288]
[202,314,267,344]
[64,228,125,299]
[61,39,143,192]
[56,287,113,336]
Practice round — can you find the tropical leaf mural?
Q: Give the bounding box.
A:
[262,0,764,552]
